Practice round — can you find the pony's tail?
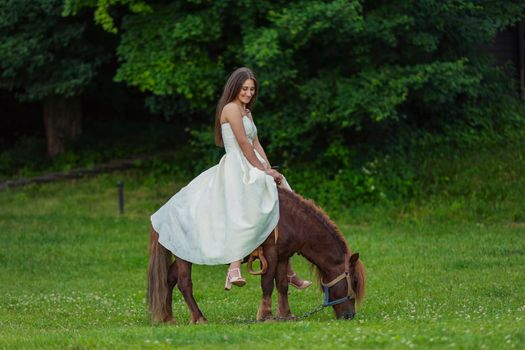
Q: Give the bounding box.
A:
[147,228,172,322]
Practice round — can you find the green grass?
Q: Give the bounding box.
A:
[1,169,524,349]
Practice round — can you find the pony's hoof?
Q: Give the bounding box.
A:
[259,315,276,322]
[164,316,177,324]
[277,314,297,321]
[190,317,207,324]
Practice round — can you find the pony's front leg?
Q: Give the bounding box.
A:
[276,260,295,320]
[176,259,207,324]
[257,245,277,321]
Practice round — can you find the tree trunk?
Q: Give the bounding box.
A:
[43,96,82,158]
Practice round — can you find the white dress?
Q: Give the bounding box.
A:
[151,115,291,265]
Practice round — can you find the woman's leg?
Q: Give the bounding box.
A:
[229,260,241,271]
[225,260,246,290]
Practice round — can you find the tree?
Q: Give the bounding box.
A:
[66,0,525,177]
[0,0,113,157]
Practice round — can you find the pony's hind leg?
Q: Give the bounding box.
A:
[276,260,295,320]
[164,261,178,323]
[176,258,207,324]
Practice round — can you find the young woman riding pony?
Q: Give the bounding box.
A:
[150,67,311,290]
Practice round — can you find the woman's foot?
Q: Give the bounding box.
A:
[224,267,246,290]
[287,272,312,289]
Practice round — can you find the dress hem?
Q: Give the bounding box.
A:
[151,214,279,266]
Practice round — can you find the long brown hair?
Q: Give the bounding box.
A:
[214,67,259,147]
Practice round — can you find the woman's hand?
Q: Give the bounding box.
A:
[264,168,283,185]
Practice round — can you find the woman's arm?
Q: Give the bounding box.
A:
[246,111,271,169]
[253,137,271,169]
[221,103,266,171]
[254,137,283,184]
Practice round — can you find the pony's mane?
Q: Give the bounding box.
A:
[279,187,366,302]
[278,187,349,255]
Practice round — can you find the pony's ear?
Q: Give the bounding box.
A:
[349,253,360,266]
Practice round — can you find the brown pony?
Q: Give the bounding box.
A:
[147,187,366,323]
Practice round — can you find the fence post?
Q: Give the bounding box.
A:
[118,180,124,214]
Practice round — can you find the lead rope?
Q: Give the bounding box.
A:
[234,302,328,324]
[296,303,327,319]
[234,294,332,324]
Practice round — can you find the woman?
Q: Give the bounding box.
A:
[151,67,311,290]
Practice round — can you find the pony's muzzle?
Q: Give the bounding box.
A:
[342,310,355,320]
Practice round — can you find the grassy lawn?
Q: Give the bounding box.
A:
[0,171,524,349]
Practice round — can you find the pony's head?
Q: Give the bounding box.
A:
[278,187,366,320]
[328,253,366,320]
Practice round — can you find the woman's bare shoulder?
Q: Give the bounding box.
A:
[221,103,242,123]
[222,102,242,114]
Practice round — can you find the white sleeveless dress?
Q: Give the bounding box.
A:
[151,115,291,265]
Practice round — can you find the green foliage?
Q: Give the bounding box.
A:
[0,136,48,179]
[0,120,187,180]
[59,0,525,206]
[187,127,223,172]
[0,0,112,101]
[63,0,151,33]
[81,2,522,145]
[282,107,525,212]
[113,3,224,109]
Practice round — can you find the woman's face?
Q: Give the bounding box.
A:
[236,79,255,105]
